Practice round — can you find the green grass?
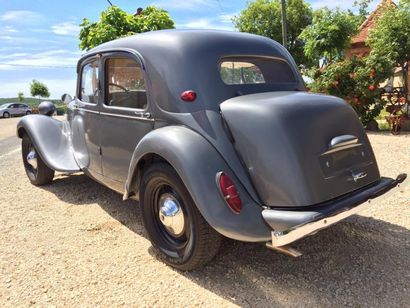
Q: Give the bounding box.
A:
[375,109,390,121]
[377,120,390,131]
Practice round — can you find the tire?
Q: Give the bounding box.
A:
[26,110,31,115]
[22,134,54,185]
[3,111,10,118]
[140,163,222,270]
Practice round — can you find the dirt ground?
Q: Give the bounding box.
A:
[0,116,409,307]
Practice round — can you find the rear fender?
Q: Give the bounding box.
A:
[124,126,271,242]
[17,115,80,172]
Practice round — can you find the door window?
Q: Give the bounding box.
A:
[80,60,99,104]
[105,58,147,109]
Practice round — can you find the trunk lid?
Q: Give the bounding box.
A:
[220,91,380,207]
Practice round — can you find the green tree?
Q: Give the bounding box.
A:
[367,0,410,96]
[79,6,175,50]
[30,80,50,104]
[233,0,313,65]
[17,91,24,102]
[299,8,358,67]
[354,0,373,25]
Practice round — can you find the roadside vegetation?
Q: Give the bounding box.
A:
[234,0,410,129]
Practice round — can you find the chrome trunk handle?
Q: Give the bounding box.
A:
[329,135,358,149]
[322,134,360,155]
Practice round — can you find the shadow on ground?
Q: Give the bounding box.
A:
[42,173,410,307]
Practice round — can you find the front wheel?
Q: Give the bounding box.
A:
[3,111,10,118]
[22,134,55,185]
[140,163,222,270]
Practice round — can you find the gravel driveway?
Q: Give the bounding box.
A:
[0,117,409,307]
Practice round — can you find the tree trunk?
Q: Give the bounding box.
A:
[402,63,408,96]
[402,62,409,115]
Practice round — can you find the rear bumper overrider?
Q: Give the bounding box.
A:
[262,173,407,248]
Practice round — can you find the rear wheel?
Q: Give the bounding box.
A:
[26,110,31,115]
[140,163,222,270]
[22,134,54,185]
[3,111,10,118]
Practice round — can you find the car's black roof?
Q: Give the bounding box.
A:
[79,30,305,112]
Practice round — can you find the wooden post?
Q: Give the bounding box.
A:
[281,0,287,49]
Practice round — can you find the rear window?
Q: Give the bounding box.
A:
[219,56,296,85]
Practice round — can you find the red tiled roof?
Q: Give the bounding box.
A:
[351,0,396,44]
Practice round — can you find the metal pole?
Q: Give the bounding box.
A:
[281,0,287,49]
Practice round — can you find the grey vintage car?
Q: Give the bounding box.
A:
[17,30,407,270]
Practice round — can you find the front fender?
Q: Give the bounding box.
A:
[124,126,271,242]
[17,115,80,172]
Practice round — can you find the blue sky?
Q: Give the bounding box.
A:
[0,0,379,98]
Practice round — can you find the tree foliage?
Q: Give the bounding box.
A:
[79,6,175,51]
[354,0,373,25]
[299,8,358,66]
[17,91,24,102]
[30,80,50,102]
[367,1,410,92]
[233,0,312,65]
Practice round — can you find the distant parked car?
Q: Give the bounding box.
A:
[0,103,32,118]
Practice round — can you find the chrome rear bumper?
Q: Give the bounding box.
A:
[262,174,407,248]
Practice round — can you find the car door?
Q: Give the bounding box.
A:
[99,52,154,190]
[19,104,27,115]
[70,56,102,176]
[10,104,20,115]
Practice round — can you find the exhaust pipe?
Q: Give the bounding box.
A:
[266,242,302,257]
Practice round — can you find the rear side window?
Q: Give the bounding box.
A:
[80,60,99,104]
[219,56,296,85]
[105,57,147,110]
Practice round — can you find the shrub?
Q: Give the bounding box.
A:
[308,54,394,126]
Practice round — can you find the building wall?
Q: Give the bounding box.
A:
[345,45,371,59]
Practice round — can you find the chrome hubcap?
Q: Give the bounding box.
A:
[27,148,38,170]
[158,194,185,237]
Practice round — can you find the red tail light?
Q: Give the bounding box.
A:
[180,90,197,102]
[218,172,242,214]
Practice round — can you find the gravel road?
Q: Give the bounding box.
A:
[0,116,409,307]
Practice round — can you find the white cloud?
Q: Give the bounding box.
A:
[0,52,30,60]
[310,0,379,11]
[178,15,235,31]
[0,77,77,99]
[52,21,80,36]
[1,26,18,34]
[219,13,237,24]
[0,10,41,23]
[152,0,216,11]
[0,35,65,46]
[0,49,80,70]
